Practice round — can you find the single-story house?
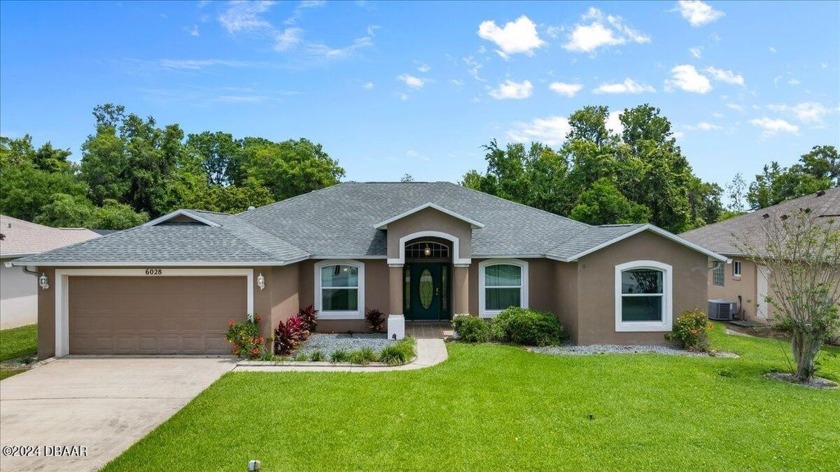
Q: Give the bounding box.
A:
[14,182,726,358]
[681,188,840,342]
[1,215,100,329]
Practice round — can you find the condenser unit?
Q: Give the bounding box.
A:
[708,299,736,321]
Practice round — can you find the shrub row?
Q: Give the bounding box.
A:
[452,307,566,346]
[289,337,416,366]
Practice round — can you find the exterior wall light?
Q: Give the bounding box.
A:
[39,273,50,290]
[257,273,265,291]
[424,244,431,257]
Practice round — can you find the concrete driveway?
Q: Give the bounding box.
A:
[0,357,235,472]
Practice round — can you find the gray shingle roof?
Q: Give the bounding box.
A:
[680,187,840,256]
[15,182,723,266]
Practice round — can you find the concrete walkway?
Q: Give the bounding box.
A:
[0,357,234,472]
[234,338,448,372]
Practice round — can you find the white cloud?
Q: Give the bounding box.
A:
[397,74,426,89]
[185,25,200,37]
[673,131,685,139]
[548,81,583,97]
[463,56,484,81]
[158,59,256,70]
[488,80,533,100]
[416,63,431,73]
[362,81,374,90]
[750,117,799,136]
[788,78,801,86]
[507,116,571,146]
[768,102,831,124]
[306,35,373,58]
[725,103,745,112]
[450,79,464,87]
[675,1,725,27]
[711,111,724,118]
[478,16,544,59]
[606,110,624,135]
[563,8,650,53]
[689,46,703,58]
[274,28,302,51]
[396,92,410,101]
[685,121,722,131]
[706,66,744,85]
[665,64,712,93]
[769,46,777,53]
[219,1,274,33]
[593,77,655,94]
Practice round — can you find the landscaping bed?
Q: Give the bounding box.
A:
[530,344,738,357]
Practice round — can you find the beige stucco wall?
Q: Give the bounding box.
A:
[1,261,38,329]
[707,257,761,319]
[575,231,710,345]
[385,207,472,260]
[37,268,56,359]
[555,262,580,342]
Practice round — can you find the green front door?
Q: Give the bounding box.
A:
[406,263,449,320]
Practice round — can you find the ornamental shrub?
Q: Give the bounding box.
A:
[665,308,714,352]
[225,315,265,359]
[493,307,564,346]
[274,314,309,356]
[298,305,319,333]
[365,308,387,333]
[348,347,380,365]
[452,314,491,343]
[379,337,416,366]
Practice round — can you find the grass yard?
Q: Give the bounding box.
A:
[105,324,839,471]
[0,324,37,380]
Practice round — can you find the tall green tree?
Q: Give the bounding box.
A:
[746,147,838,210]
[570,178,651,225]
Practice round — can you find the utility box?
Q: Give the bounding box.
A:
[388,314,405,340]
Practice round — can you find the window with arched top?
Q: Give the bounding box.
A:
[614,261,672,332]
[314,260,365,319]
[405,241,450,259]
[478,259,529,317]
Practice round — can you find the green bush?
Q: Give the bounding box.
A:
[309,350,326,362]
[330,349,350,363]
[293,352,308,362]
[225,315,266,359]
[348,347,380,365]
[452,314,491,343]
[493,307,564,346]
[665,308,714,352]
[379,337,416,366]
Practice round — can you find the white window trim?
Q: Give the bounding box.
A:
[614,260,673,332]
[314,260,365,320]
[478,259,528,318]
[54,268,253,358]
[732,260,742,279]
[387,230,471,266]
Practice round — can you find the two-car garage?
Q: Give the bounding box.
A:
[55,269,253,356]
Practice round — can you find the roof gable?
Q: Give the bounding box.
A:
[144,210,220,227]
[374,203,485,229]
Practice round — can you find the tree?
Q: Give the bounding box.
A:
[725,173,747,213]
[33,193,95,228]
[186,131,242,186]
[740,209,840,383]
[90,200,149,230]
[570,178,650,225]
[240,137,345,201]
[747,146,839,210]
[400,173,415,182]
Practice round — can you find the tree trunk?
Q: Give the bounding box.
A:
[791,329,823,382]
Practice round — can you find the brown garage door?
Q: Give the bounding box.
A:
[69,276,246,355]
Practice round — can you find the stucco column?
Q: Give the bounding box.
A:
[388,265,404,314]
[453,264,470,315]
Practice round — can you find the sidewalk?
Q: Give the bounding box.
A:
[233,338,448,373]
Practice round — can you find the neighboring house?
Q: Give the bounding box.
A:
[681,188,840,325]
[14,182,725,359]
[0,215,100,329]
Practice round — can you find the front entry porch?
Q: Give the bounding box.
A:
[405,321,452,339]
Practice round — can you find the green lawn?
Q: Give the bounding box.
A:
[105,324,839,471]
[0,324,38,361]
[0,324,38,380]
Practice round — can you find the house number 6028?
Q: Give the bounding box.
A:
[145,269,163,275]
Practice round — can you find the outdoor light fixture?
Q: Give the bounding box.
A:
[257,273,265,291]
[424,243,431,257]
[39,273,49,290]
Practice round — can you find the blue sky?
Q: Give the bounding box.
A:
[1,1,838,189]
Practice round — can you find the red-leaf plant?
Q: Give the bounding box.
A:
[274,314,309,356]
[298,305,319,333]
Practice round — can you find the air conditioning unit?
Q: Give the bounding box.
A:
[708,299,736,321]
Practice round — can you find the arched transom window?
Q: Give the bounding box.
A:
[405,241,450,259]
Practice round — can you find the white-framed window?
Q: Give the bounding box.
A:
[478,259,529,317]
[712,263,725,287]
[314,260,365,320]
[614,261,673,332]
[732,260,742,278]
